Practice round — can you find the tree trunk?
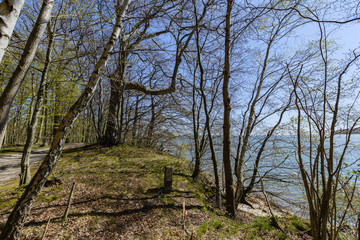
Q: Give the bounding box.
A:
[89,83,104,143]
[234,28,274,204]
[192,0,220,205]
[0,123,6,147]
[222,0,235,217]
[53,81,62,138]
[102,3,197,147]
[103,77,124,145]
[199,82,221,207]
[241,100,291,203]
[0,0,25,63]
[35,107,45,143]
[41,89,49,146]
[103,38,128,145]
[119,87,125,143]
[0,1,130,238]
[191,75,202,180]
[146,95,156,147]
[132,94,139,140]
[196,43,220,206]
[0,0,54,150]
[9,102,23,145]
[20,22,55,186]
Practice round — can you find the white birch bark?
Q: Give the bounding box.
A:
[0,0,25,63]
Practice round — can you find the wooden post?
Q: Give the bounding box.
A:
[64,182,76,221]
[164,166,173,193]
[182,201,187,240]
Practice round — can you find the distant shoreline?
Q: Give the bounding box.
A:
[335,127,360,134]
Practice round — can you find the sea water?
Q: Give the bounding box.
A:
[170,134,360,220]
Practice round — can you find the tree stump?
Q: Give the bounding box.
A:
[164,166,173,193]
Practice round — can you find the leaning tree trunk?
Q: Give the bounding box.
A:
[0,0,53,150]
[195,27,221,207]
[20,22,55,186]
[0,0,25,63]
[0,1,131,238]
[240,95,292,204]
[199,80,221,207]
[234,29,274,204]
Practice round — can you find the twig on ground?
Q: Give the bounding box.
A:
[40,217,51,240]
[64,182,76,221]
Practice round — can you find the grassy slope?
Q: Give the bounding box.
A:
[0,145,312,239]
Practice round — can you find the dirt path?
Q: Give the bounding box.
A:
[0,143,83,185]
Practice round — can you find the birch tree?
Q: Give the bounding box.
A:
[0,0,54,149]
[0,0,25,63]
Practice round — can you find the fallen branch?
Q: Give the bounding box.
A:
[64,182,76,221]
[40,217,51,240]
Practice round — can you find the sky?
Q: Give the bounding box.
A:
[251,18,360,135]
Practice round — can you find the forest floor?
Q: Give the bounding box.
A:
[0,145,320,239]
[0,143,83,184]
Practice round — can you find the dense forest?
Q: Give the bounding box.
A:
[1,0,360,239]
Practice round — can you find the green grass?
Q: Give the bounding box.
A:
[242,216,289,240]
[0,181,24,210]
[0,144,317,239]
[0,146,23,154]
[0,144,43,155]
[284,215,310,234]
[197,215,240,238]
